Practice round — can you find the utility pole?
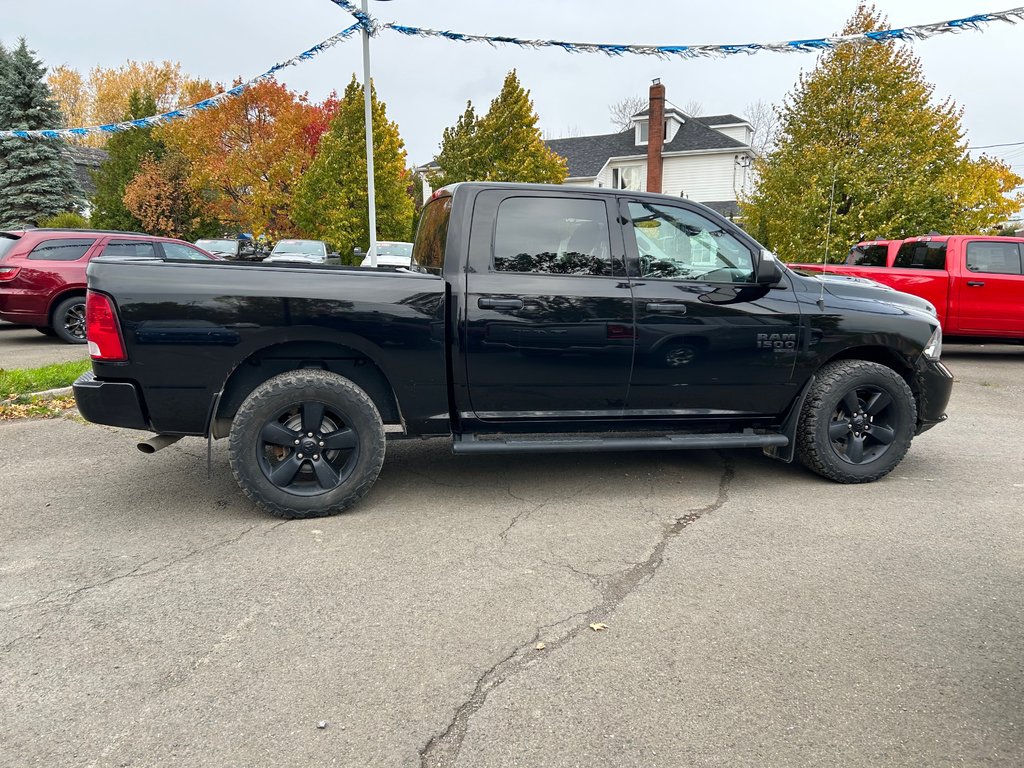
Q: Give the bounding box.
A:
[361,0,378,267]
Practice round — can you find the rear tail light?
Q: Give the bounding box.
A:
[0,266,20,281]
[86,291,127,361]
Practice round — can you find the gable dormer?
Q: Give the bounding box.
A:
[631,106,685,146]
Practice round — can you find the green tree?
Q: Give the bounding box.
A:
[740,5,1023,261]
[292,77,413,258]
[0,39,82,228]
[432,70,567,187]
[90,90,164,231]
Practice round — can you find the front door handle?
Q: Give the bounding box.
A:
[966,281,985,287]
[478,297,525,310]
[645,302,687,314]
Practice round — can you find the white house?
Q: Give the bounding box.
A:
[545,80,755,218]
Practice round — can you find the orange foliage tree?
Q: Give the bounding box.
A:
[123,154,213,240]
[160,79,320,237]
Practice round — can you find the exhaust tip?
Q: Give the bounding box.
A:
[136,435,183,454]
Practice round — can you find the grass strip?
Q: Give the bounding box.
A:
[0,360,91,398]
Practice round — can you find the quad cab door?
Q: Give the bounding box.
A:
[462,190,635,421]
[620,198,802,417]
[957,239,1024,334]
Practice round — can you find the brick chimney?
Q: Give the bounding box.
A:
[646,79,665,194]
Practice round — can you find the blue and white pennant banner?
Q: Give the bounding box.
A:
[4,5,1024,139]
[0,23,362,140]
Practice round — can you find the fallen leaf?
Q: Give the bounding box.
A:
[589,623,608,632]
[535,642,546,651]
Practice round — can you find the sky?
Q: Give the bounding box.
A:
[3,0,1024,178]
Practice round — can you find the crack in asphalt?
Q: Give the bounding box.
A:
[419,457,735,768]
[0,524,262,654]
[497,488,585,544]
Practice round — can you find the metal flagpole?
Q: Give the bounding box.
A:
[361,0,378,268]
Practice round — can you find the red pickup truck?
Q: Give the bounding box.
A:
[794,235,1024,342]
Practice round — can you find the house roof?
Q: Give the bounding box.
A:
[697,114,748,126]
[61,145,108,196]
[546,117,748,179]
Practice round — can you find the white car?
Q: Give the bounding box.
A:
[264,239,329,265]
[360,241,414,269]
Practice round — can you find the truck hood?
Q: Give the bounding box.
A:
[792,270,937,318]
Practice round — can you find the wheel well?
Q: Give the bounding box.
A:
[825,345,919,405]
[48,290,86,324]
[213,341,401,438]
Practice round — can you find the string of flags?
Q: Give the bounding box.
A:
[0,23,362,140]
[3,4,1023,140]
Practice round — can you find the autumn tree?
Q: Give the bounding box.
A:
[0,40,82,228]
[90,90,165,231]
[741,4,1023,261]
[161,78,319,237]
[123,153,215,240]
[292,77,414,257]
[48,60,195,146]
[432,71,567,187]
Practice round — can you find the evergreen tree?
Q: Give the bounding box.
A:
[292,77,413,258]
[433,71,567,186]
[0,39,82,228]
[90,90,164,231]
[741,5,1022,261]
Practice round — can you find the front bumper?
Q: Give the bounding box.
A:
[914,358,954,434]
[73,371,151,430]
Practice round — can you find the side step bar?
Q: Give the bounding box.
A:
[452,430,787,455]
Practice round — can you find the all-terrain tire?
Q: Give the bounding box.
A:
[796,360,916,484]
[228,369,386,519]
[51,295,87,344]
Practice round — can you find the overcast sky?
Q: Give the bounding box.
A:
[3,0,1023,175]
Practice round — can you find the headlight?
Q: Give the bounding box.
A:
[923,325,942,361]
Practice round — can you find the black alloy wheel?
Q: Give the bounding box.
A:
[796,359,916,484]
[52,296,88,344]
[827,385,899,465]
[228,369,386,518]
[258,400,360,496]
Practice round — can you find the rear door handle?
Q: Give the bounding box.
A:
[478,297,525,310]
[966,281,985,287]
[645,302,687,314]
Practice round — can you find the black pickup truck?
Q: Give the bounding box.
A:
[74,183,953,518]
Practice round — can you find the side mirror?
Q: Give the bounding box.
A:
[329,251,339,258]
[756,250,784,285]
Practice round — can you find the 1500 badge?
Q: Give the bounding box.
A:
[757,332,797,350]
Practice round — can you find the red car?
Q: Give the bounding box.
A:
[0,229,216,343]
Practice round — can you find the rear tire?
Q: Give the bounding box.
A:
[51,295,87,344]
[796,360,916,484]
[228,370,386,519]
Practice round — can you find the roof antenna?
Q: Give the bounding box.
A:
[817,164,838,310]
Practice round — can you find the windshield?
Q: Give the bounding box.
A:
[272,240,324,256]
[376,242,413,257]
[0,234,19,261]
[195,239,237,253]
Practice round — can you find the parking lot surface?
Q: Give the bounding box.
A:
[1,345,1022,767]
[0,321,90,370]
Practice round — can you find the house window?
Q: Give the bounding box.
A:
[637,121,649,144]
[611,165,643,191]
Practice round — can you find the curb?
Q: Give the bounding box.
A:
[1,386,74,406]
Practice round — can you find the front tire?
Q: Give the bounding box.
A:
[796,360,916,484]
[52,295,87,344]
[228,370,386,519]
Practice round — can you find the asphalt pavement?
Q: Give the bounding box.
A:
[0,320,90,369]
[1,345,1022,767]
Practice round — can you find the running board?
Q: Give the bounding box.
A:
[452,430,788,455]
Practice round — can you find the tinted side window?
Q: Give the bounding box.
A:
[493,197,616,276]
[100,241,158,259]
[628,201,754,283]
[411,196,451,275]
[162,243,210,261]
[965,242,1022,275]
[893,241,947,270]
[847,244,888,266]
[27,238,96,261]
